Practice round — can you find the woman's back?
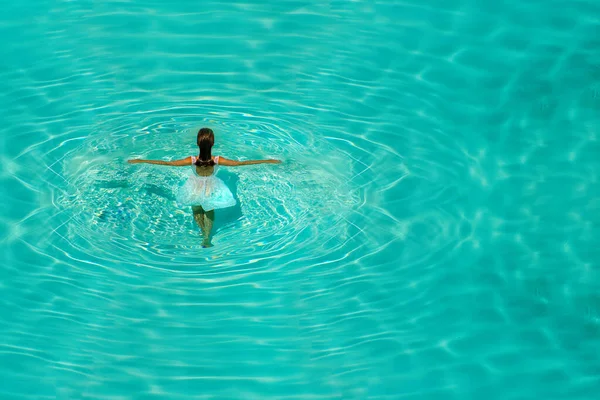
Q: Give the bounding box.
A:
[191,155,219,177]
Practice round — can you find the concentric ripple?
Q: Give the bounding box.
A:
[52,111,361,270]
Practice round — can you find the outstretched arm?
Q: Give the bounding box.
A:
[218,157,281,166]
[127,156,192,166]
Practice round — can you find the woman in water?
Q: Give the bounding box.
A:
[127,127,281,247]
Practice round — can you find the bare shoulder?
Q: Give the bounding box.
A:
[172,156,193,166]
[215,156,237,166]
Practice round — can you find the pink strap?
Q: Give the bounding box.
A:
[192,156,218,164]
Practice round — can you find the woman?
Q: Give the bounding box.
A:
[128,127,281,247]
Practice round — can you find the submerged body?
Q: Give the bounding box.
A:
[127,127,281,247]
[176,155,236,211]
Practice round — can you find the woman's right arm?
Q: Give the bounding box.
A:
[218,157,281,166]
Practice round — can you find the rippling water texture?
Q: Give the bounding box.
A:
[1,0,600,398]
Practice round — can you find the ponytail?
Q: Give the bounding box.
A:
[196,128,215,167]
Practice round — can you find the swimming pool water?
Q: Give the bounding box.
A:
[1,0,599,398]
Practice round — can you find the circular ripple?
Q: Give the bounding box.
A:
[51,110,361,271]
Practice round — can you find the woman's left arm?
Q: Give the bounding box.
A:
[127,156,192,166]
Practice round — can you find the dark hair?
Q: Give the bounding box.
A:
[195,128,215,167]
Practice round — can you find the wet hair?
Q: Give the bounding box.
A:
[195,127,215,167]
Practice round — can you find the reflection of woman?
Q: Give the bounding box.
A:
[127,127,281,247]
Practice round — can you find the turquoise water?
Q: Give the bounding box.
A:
[1,0,599,398]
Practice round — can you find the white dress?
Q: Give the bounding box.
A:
[176,155,236,211]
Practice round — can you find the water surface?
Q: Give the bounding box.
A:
[1,0,599,399]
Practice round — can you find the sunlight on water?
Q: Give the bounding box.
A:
[54,114,361,267]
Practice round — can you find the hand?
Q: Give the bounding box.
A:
[127,159,143,164]
[268,159,282,164]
